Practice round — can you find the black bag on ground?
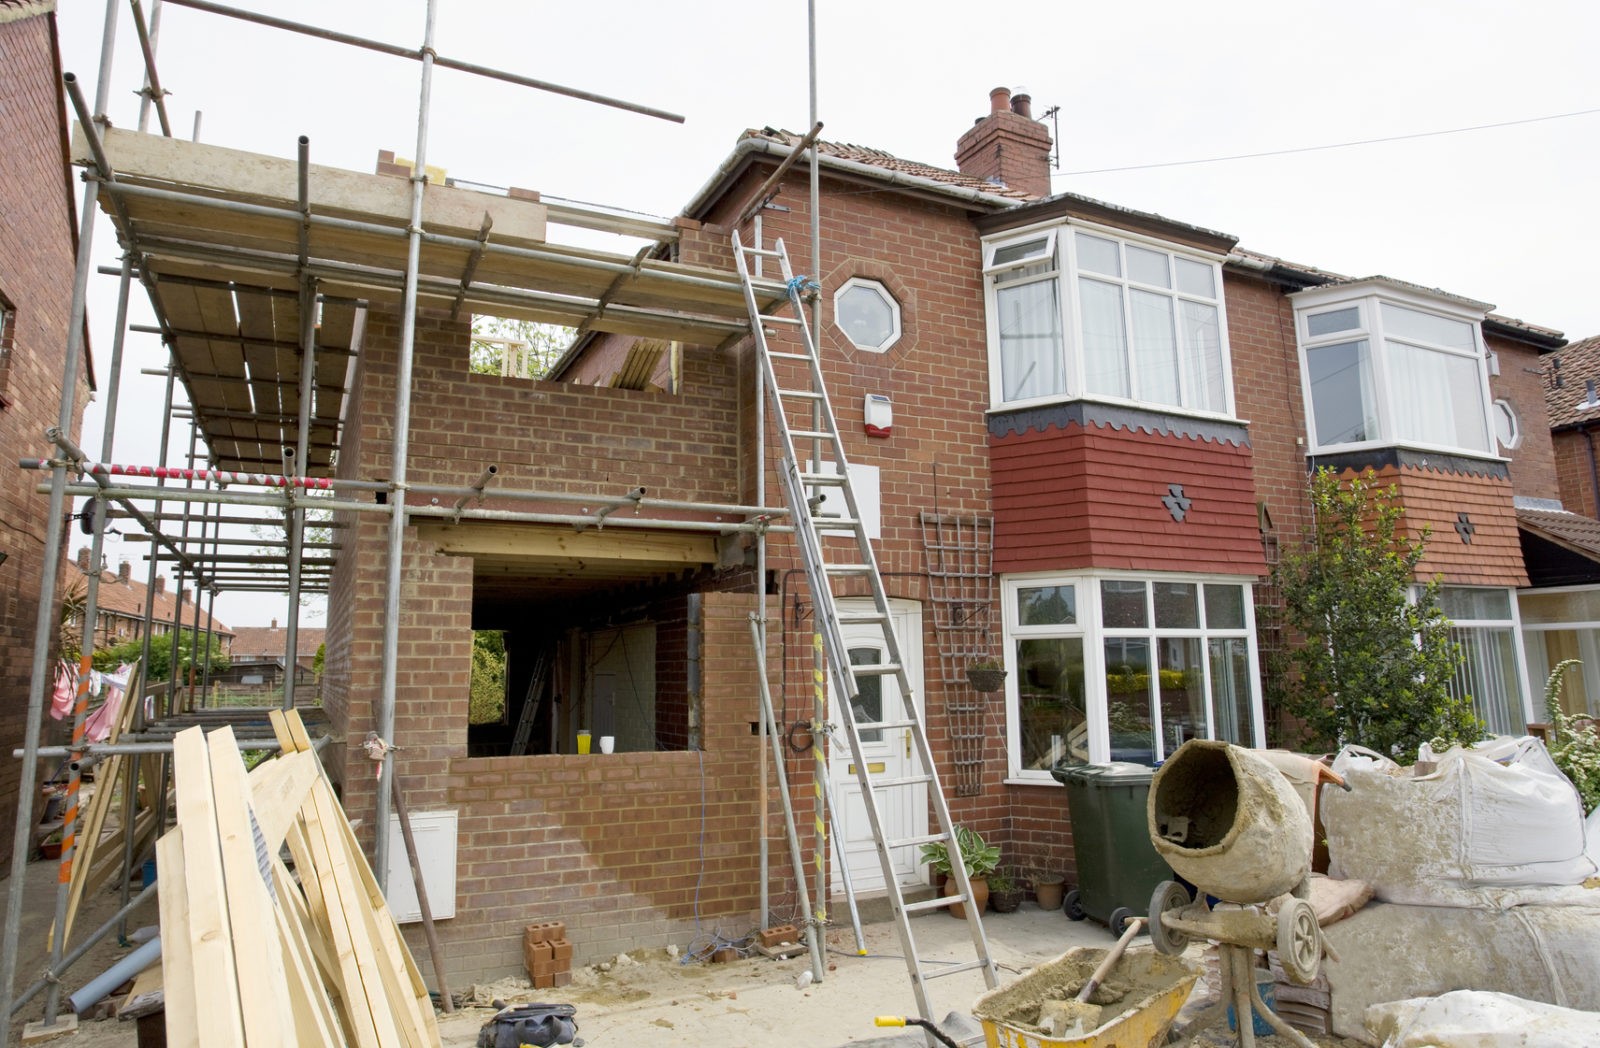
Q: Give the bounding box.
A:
[476,1001,579,1048]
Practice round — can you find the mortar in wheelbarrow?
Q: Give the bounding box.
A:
[1147,739,1312,904]
[971,948,1200,1048]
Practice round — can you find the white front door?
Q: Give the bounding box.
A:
[828,599,926,897]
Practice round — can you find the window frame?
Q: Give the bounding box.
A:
[1000,570,1263,783]
[833,277,902,353]
[1435,585,1531,736]
[1492,398,1522,451]
[1294,284,1497,459]
[982,221,1236,419]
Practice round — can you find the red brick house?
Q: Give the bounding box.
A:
[65,549,233,657]
[1520,333,1600,716]
[0,0,92,879]
[309,86,1584,983]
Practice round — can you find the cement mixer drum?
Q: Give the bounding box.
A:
[1147,739,1313,904]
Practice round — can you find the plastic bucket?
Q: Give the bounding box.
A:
[1226,969,1276,1037]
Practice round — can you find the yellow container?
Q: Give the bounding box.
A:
[972,948,1199,1048]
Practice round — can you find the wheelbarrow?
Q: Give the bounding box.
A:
[968,945,1200,1048]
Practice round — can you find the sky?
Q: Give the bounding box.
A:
[52,0,1600,627]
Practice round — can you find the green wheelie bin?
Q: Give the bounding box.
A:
[1051,761,1179,934]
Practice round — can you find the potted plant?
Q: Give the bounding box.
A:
[987,868,1024,914]
[920,825,1000,918]
[38,829,62,861]
[966,658,1007,693]
[1030,868,1066,911]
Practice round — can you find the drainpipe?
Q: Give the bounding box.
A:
[1583,425,1600,519]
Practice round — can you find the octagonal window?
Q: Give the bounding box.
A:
[835,278,901,353]
[1493,398,1520,451]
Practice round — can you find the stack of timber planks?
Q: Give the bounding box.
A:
[157,710,440,1047]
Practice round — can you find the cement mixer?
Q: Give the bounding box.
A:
[1144,740,1346,1048]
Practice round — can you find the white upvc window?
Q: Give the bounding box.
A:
[1002,572,1263,782]
[983,224,1234,417]
[1437,586,1530,736]
[1295,284,1496,457]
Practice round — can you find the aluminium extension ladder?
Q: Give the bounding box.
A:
[732,230,999,1024]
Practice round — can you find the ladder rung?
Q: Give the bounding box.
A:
[798,473,847,486]
[837,610,888,624]
[762,314,802,326]
[776,388,824,401]
[769,351,812,362]
[791,429,836,441]
[886,832,948,850]
[850,661,902,677]
[904,895,963,915]
[814,516,862,529]
[922,959,993,982]
[742,245,782,258]
[869,774,934,790]
[824,564,872,575]
[868,718,920,732]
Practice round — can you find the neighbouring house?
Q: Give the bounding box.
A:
[0,0,92,879]
[78,81,1591,987]
[217,619,324,699]
[66,549,234,659]
[1519,333,1600,717]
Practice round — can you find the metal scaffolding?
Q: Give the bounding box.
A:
[1,0,797,1039]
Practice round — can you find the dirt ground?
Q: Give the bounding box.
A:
[1,855,1366,1047]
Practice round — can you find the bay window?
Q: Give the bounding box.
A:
[1438,586,1529,736]
[984,226,1231,415]
[1296,283,1496,457]
[1003,573,1262,781]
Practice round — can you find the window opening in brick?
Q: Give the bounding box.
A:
[468,576,700,757]
[0,291,16,408]
[468,314,573,380]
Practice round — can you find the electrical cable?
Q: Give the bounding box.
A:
[1054,105,1600,177]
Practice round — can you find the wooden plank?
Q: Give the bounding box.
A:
[269,715,392,1048]
[247,749,320,848]
[414,522,715,565]
[156,828,199,1048]
[280,711,438,1045]
[205,728,295,1046]
[171,727,247,1047]
[80,125,548,244]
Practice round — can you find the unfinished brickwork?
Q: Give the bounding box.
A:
[0,5,89,879]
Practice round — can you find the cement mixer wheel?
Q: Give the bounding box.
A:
[1277,897,1321,984]
[1148,880,1191,956]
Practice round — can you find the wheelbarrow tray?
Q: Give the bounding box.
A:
[971,947,1200,1048]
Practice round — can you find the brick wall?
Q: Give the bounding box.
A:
[1552,429,1599,517]
[0,9,89,879]
[1489,335,1560,502]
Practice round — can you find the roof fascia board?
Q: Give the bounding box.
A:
[976,194,1236,257]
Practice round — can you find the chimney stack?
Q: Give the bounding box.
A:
[154,577,166,596]
[955,85,1054,200]
[118,561,131,583]
[76,547,90,573]
[271,618,278,629]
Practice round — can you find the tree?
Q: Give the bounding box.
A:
[1268,468,1482,757]
[469,630,508,724]
[469,317,574,379]
[92,631,230,681]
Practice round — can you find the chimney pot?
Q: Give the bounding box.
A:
[989,86,1011,114]
[1011,93,1033,119]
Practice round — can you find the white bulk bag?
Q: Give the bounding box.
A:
[1324,737,1598,907]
